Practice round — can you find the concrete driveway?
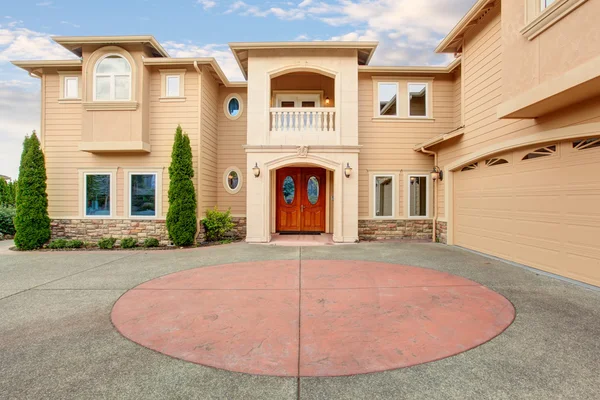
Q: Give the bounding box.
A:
[0,239,599,399]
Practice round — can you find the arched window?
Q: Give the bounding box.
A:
[94,55,132,101]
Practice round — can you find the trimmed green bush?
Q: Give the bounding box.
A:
[98,237,117,249]
[65,240,84,249]
[48,239,68,249]
[143,237,160,248]
[202,207,234,241]
[120,237,137,249]
[0,207,16,235]
[14,133,51,250]
[166,125,198,246]
[0,179,17,207]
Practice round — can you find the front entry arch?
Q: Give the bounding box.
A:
[276,167,326,233]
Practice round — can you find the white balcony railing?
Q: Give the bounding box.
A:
[270,107,336,133]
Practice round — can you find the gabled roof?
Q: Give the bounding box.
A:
[229,41,378,80]
[52,35,169,58]
[435,0,498,54]
[10,59,82,76]
[359,57,461,74]
[143,57,246,87]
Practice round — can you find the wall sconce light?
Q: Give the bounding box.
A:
[325,96,330,105]
[252,162,260,178]
[344,162,352,178]
[431,166,443,181]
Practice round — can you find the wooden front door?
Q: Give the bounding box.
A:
[276,167,326,233]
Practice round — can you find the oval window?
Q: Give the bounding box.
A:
[282,176,295,204]
[227,97,240,117]
[227,170,239,190]
[307,176,319,205]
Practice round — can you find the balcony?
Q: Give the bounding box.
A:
[270,107,336,133]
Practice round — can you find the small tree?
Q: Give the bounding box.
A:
[166,125,197,246]
[14,132,51,250]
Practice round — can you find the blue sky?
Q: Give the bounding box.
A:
[0,0,475,178]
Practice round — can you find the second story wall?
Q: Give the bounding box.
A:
[246,48,359,146]
[199,66,219,216]
[502,0,600,99]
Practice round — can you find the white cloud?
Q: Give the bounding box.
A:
[0,27,75,61]
[197,0,216,9]
[162,41,244,81]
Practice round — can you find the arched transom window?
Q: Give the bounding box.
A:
[94,55,132,101]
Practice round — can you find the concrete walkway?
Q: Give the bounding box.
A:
[1,240,599,399]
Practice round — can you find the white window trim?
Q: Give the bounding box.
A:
[407,174,430,219]
[57,71,82,103]
[372,77,435,121]
[224,93,244,120]
[93,53,132,102]
[376,82,399,118]
[78,168,117,219]
[407,82,429,119]
[223,167,243,195]
[123,168,164,219]
[373,174,396,219]
[159,69,186,102]
[274,92,322,107]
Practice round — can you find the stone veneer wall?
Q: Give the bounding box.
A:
[436,220,448,244]
[52,216,248,245]
[51,219,170,245]
[196,217,247,242]
[358,219,433,240]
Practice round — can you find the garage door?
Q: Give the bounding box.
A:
[454,138,600,286]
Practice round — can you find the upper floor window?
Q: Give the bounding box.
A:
[64,76,79,99]
[94,55,132,101]
[378,83,398,116]
[408,83,428,117]
[166,75,180,97]
[541,0,556,10]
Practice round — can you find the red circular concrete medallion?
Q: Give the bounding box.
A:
[111,260,515,377]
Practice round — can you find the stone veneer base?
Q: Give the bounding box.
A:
[358,219,433,241]
[436,220,448,244]
[51,216,247,246]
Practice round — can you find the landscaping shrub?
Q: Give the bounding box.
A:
[0,179,17,207]
[143,237,160,248]
[0,207,16,235]
[120,237,137,249]
[166,125,197,246]
[202,207,234,241]
[65,240,84,249]
[48,239,68,249]
[14,133,51,250]
[98,237,117,249]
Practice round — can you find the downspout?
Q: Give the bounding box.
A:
[420,147,437,243]
[194,61,202,243]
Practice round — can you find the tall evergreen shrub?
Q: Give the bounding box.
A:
[14,133,51,249]
[166,125,197,246]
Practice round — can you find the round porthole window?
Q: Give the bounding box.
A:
[224,94,243,120]
[223,167,243,194]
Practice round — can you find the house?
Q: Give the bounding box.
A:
[12,0,600,286]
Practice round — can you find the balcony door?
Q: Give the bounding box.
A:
[276,167,326,233]
[276,93,320,108]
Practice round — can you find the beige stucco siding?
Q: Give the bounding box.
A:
[199,66,219,216]
[217,87,247,216]
[357,73,456,218]
[43,66,200,218]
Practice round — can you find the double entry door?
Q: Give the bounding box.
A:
[276,167,326,233]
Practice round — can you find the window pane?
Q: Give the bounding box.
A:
[115,75,130,100]
[65,77,78,98]
[97,55,131,74]
[542,0,555,9]
[166,75,180,97]
[227,170,239,190]
[375,176,393,217]
[131,174,156,216]
[307,176,319,205]
[95,76,111,100]
[282,176,295,204]
[378,83,397,116]
[409,176,427,217]
[280,101,295,108]
[409,83,427,117]
[86,174,110,216]
[228,97,240,116]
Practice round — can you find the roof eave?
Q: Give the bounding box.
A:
[52,35,170,58]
